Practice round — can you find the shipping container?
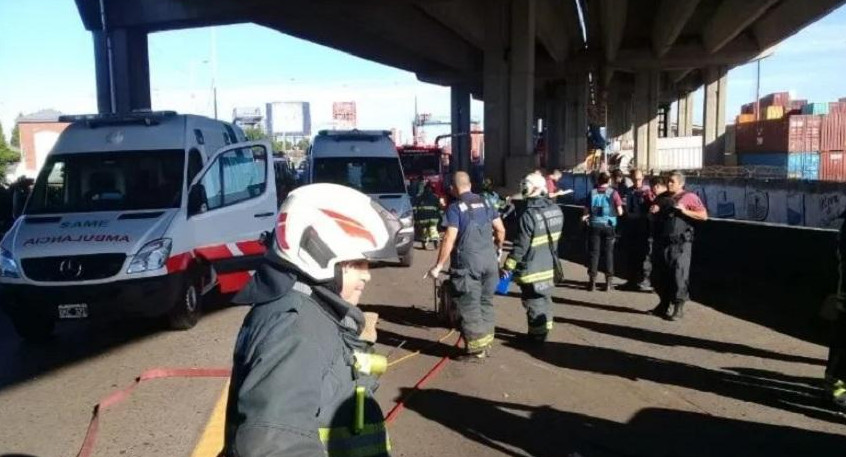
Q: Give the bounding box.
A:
[802,103,830,115]
[789,99,808,111]
[788,115,822,152]
[736,119,788,152]
[737,152,819,180]
[737,114,756,124]
[741,103,755,115]
[765,106,784,120]
[822,112,846,152]
[655,136,702,170]
[821,150,846,182]
[830,102,846,114]
[760,92,790,108]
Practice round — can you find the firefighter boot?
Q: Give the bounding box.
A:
[669,301,686,321]
[832,380,846,413]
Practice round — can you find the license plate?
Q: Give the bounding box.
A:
[58,304,88,319]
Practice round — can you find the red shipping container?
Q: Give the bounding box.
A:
[735,119,788,152]
[821,150,846,182]
[822,112,846,152]
[830,102,845,114]
[760,92,790,108]
[788,115,822,152]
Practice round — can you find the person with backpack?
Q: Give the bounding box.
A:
[582,172,624,292]
[501,173,564,343]
[648,171,708,321]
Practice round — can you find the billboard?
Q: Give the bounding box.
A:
[266,101,311,136]
[332,101,357,129]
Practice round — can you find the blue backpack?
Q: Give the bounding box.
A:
[589,188,617,227]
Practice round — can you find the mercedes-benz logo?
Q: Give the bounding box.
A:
[59,259,84,279]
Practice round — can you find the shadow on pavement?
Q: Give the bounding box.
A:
[496,328,845,424]
[360,303,442,329]
[401,387,846,457]
[375,328,456,359]
[551,296,648,316]
[557,316,826,366]
[0,292,234,393]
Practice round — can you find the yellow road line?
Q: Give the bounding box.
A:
[191,381,229,457]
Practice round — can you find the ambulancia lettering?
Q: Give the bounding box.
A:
[22,234,130,247]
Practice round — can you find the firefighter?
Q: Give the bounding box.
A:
[480,178,504,212]
[223,183,399,457]
[427,171,506,361]
[825,209,846,413]
[649,171,708,321]
[414,181,442,250]
[502,173,564,343]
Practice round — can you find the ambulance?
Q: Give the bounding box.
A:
[0,111,277,340]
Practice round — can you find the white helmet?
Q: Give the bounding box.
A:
[521,173,547,198]
[270,183,400,282]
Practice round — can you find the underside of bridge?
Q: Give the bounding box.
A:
[75,0,845,188]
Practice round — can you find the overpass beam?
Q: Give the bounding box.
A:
[677,91,694,136]
[483,0,510,187]
[546,83,567,170]
[451,84,472,174]
[633,70,660,171]
[94,28,151,113]
[505,0,538,188]
[703,65,728,166]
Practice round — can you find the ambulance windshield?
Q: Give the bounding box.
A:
[26,150,185,215]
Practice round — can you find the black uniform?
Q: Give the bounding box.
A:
[621,184,653,289]
[444,192,500,354]
[224,263,390,457]
[826,214,846,409]
[650,191,698,319]
[504,197,564,341]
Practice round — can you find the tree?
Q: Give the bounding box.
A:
[10,117,20,149]
[296,138,311,151]
[0,121,21,183]
[243,126,267,142]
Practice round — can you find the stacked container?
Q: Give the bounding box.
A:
[821,110,846,181]
[802,103,830,115]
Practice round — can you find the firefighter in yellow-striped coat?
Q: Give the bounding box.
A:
[502,173,564,343]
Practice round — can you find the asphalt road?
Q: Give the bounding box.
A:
[1,249,845,457]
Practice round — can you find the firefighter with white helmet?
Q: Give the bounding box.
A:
[223,183,399,457]
[501,173,564,343]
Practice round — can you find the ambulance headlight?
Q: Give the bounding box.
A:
[127,239,172,274]
[0,248,20,278]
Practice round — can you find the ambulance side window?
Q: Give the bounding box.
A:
[187,149,204,185]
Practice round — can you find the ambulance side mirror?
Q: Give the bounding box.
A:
[187,184,207,217]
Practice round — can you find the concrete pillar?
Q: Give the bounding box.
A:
[483,0,509,186]
[450,85,472,174]
[563,74,588,169]
[677,92,694,136]
[505,0,537,188]
[633,70,660,170]
[94,28,151,114]
[546,84,567,170]
[703,65,728,165]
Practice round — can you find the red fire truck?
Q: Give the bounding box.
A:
[397,145,448,198]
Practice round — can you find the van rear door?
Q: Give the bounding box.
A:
[186,141,276,293]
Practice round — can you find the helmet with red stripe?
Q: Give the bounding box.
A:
[270,183,400,282]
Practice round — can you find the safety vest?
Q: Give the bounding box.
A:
[589,187,617,227]
[653,191,695,244]
[504,198,564,288]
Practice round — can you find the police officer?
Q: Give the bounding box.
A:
[502,173,564,343]
[427,171,506,361]
[649,171,708,321]
[224,184,399,457]
[414,181,442,250]
[620,169,654,291]
[582,172,624,292]
[825,209,846,412]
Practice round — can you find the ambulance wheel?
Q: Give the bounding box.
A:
[167,279,201,330]
[8,310,55,342]
[399,249,414,268]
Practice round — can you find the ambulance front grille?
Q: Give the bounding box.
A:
[21,254,127,282]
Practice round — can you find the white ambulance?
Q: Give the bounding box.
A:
[0,111,277,340]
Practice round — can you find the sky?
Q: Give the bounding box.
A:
[1,1,845,142]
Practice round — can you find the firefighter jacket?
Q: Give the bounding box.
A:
[414,190,442,225]
[504,197,564,287]
[224,262,390,457]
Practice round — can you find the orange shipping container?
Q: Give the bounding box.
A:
[821,151,846,182]
[737,114,756,124]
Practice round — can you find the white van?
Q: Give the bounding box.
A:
[306,130,414,266]
[0,111,277,340]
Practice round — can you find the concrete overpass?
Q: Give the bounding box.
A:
[74,0,845,188]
